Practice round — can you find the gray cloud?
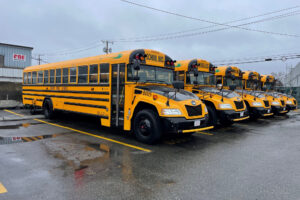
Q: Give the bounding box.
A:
[1,0,299,75]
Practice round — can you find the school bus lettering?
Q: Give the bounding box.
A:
[146,54,164,63]
[142,90,151,97]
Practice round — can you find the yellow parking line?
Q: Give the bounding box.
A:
[22,137,32,142]
[196,131,214,136]
[4,110,151,153]
[0,182,7,194]
[34,119,152,153]
[4,109,24,117]
[31,137,39,141]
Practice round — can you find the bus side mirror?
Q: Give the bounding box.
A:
[193,81,198,85]
[194,68,198,77]
[133,76,140,81]
[229,85,236,91]
[217,84,223,90]
[172,81,184,90]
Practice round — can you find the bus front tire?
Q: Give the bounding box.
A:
[43,99,55,119]
[133,109,162,144]
[207,105,218,127]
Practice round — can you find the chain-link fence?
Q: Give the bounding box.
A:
[276,86,300,108]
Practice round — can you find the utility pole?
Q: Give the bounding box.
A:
[38,54,41,65]
[102,40,113,54]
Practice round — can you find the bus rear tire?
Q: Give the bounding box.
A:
[133,109,162,144]
[43,99,55,119]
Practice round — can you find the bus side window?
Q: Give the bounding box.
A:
[56,68,62,84]
[78,65,88,83]
[23,72,27,84]
[178,71,185,82]
[62,68,68,83]
[89,64,98,83]
[50,69,55,84]
[100,63,109,83]
[38,71,43,84]
[44,70,49,84]
[28,72,32,84]
[32,71,37,84]
[69,67,77,83]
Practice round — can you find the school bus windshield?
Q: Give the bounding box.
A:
[246,80,260,90]
[127,64,174,84]
[223,77,242,88]
[186,71,216,86]
[264,82,275,90]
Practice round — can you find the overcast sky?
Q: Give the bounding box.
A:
[1,0,299,74]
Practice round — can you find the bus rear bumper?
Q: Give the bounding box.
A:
[161,115,210,134]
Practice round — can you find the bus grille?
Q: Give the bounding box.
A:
[263,100,270,107]
[234,101,244,110]
[294,100,297,105]
[185,105,202,117]
[281,100,285,106]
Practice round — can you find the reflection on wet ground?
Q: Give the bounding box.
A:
[0,122,42,129]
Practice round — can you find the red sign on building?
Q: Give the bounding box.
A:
[13,54,26,61]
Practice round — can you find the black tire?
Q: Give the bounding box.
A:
[30,106,36,115]
[133,109,162,144]
[43,99,55,119]
[207,105,218,127]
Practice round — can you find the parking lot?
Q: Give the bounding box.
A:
[0,109,299,200]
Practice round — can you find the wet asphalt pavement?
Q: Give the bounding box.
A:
[0,109,299,200]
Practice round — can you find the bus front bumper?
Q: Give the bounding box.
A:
[217,110,249,122]
[161,115,212,134]
[272,106,287,114]
[286,104,297,111]
[250,107,272,117]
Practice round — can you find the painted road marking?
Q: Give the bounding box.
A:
[4,110,152,153]
[4,109,24,117]
[0,182,7,194]
[196,131,214,136]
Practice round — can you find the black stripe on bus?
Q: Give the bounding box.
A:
[22,83,109,87]
[54,109,109,119]
[24,97,33,100]
[36,99,43,101]
[22,93,109,102]
[64,102,107,109]
[22,89,109,95]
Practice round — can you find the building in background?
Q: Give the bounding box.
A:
[0,43,33,82]
[286,62,300,87]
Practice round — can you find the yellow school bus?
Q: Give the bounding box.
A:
[22,49,212,144]
[215,66,272,119]
[175,59,249,127]
[260,75,296,113]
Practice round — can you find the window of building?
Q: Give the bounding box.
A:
[56,69,62,84]
[38,71,43,83]
[32,72,37,84]
[44,70,49,84]
[50,69,55,83]
[100,63,109,83]
[62,68,68,83]
[78,65,88,83]
[69,67,77,83]
[0,55,4,67]
[89,64,98,83]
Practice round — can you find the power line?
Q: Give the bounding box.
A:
[120,0,300,39]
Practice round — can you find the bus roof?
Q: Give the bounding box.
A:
[242,71,260,81]
[24,49,174,71]
[260,74,275,83]
[215,66,242,77]
[175,59,213,73]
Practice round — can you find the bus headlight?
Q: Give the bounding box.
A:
[286,100,292,104]
[219,104,232,109]
[252,102,262,106]
[161,108,182,116]
[272,101,280,105]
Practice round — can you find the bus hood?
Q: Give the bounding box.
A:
[136,85,199,101]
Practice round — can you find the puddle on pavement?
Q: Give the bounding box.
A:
[0,133,62,145]
[0,122,42,129]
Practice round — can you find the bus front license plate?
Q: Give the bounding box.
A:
[194,120,201,127]
[240,112,244,117]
